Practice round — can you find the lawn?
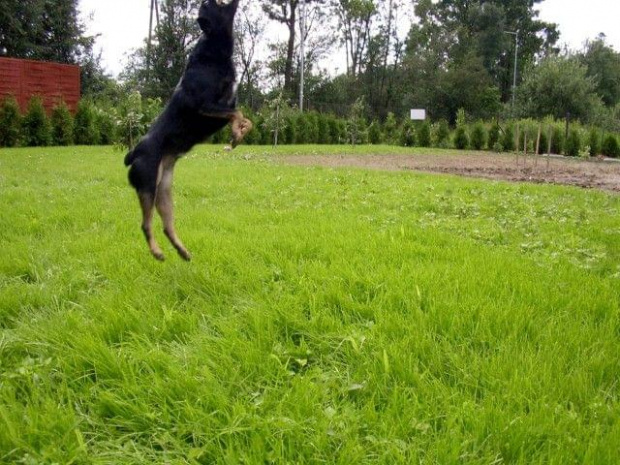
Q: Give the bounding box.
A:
[0,145,619,464]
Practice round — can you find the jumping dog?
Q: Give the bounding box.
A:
[124,0,252,261]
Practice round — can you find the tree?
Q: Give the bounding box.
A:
[235,4,266,109]
[0,0,93,63]
[516,55,604,122]
[580,36,620,108]
[332,0,377,77]
[123,0,202,101]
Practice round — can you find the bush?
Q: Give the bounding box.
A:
[588,128,601,156]
[538,130,548,154]
[487,123,500,151]
[470,122,486,150]
[368,121,383,144]
[382,112,399,145]
[317,113,331,144]
[22,97,51,147]
[0,97,22,147]
[433,119,450,148]
[400,120,416,147]
[500,125,515,152]
[601,134,620,158]
[550,126,564,155]
[417,121,431,147]
[50,101,74,146]
[74,100,100,145]
[95,108,117,145]
[564,128,581,157]
[453,126,469,150]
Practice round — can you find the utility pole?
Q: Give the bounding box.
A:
[299,0,306,112]
[147,0,160,80]
[504,29,519,112]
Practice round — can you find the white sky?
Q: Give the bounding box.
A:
[79,0,620,78]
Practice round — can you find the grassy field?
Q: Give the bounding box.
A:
[0,145,619,464]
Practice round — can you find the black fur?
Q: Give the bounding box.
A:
[124,0,240,192]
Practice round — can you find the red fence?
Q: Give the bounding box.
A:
[0,57,80,114]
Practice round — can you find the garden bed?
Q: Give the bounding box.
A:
[283,151,620,192]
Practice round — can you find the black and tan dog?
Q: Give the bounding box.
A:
[124,0,251,261]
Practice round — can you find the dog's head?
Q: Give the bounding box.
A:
[198,0,239,36]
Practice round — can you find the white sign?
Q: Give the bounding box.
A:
[410,109,426,120]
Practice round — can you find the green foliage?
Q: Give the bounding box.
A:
[317,113,331,144]
[588,128,601,156]
[346,97,368,145]
[50,101,74,146]
[21,97,51,147]
[368,121,383,144]
[538,130,548,154]
[400,120,416,147]
[0,97,22,147]
[601,134,620,158]
[115,92,147,149]
[433,119,451,148]
[470,122,486,150]
[382,112,399,145]
[487,123,501,151]
[501,124,515,152]
[417,121,431,147]
[95,108,118,145]
[564,128,581,157]
[550,126,564,155]
[73,100,100,145]
[517,56,603,123]
[453,126,469,150]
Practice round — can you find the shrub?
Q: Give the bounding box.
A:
[470,122,486,150]
[417,121,431,147]
[22,96,51,147]
[538,130,548,154]
[368,120,383,144]
[317,113,331,144]
[0,97,22,147]
[400,120,416,147]
[501,125,515,152]
[50,101,74,146]
[487,123,500,151]
[382,112,399,145]
[74,100,100,145]
[601,134,620,158]
[550,126,564,155]
[564,128,581,157]
[433,119,450,148]
[95,108,117,145]
[588,128,601,156]
[453,126,469,150]
[282,113,297,144]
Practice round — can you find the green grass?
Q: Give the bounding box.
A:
[1,145,619,464]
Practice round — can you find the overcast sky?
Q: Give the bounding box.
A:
[79,0,620,78]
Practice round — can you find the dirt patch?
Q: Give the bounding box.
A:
[283,152,620,193]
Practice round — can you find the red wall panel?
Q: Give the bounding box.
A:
[0,57,80,114]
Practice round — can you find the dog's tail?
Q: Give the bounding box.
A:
[124,149,137,166]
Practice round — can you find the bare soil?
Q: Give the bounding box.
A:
[283,152,620,193]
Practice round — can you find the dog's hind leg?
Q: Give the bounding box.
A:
[156,156,191,261]
[139,189,166,261]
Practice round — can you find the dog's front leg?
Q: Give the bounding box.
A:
[199,108,253,148]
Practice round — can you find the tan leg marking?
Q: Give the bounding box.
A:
[155,156,191,261]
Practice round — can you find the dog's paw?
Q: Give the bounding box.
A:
[178,248,192,261]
